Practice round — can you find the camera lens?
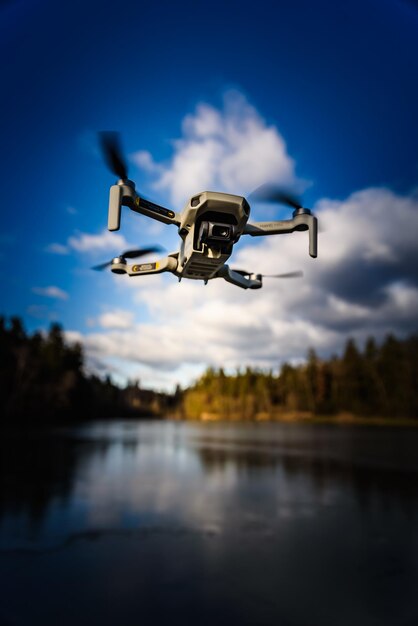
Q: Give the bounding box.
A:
[212,224,230,238]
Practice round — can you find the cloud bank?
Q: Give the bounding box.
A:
[133,90,299,207]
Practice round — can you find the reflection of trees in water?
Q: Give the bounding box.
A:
[282,454,418,517]
[0,431,115,529]
[2,427,418,534]
[197,446,279,473]
[195,444,418,515]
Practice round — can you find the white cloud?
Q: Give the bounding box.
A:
[68,229,129,254]
[98,309,135,330]
[46,230,131,258]
[132,150,162,174]
[45,242,69,255]
[327,295,370,320]
[382,282,418,316]
[32,285,69,300]
[133,91,299,207]
[313,188,417,266]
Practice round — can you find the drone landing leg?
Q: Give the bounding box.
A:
[217,266,262,290]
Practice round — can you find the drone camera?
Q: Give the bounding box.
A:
[198,221,236,247]
[212,224,231,238]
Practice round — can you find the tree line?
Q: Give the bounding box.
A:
[1,315,417,424]
[0,316,174,425]
[181,335,418,420]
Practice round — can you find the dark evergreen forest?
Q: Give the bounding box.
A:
[0,316,173,425]
[1,316,417,424]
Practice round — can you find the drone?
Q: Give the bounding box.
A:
[93,132,318,289]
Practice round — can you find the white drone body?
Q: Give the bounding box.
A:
[96,134,318,289]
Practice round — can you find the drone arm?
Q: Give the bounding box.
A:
[131,195,181,227]
[107,182,181,231]
[127,255,178,276]
[111,255,178,276]
[244,220,294,235]
[243,213,318,258]
[216,265,262,290]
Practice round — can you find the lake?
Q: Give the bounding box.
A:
[1,420,418,625]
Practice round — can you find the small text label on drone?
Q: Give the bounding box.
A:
[132,262,158,272]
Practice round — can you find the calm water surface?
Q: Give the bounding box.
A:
[1,420,418,625]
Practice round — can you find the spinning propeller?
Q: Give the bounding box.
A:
[92,246,163,271]
[249,184,304,211]
[232,269,303,279]
[99,131,129,180]
[250,184,324,237]
[99,131,176,231]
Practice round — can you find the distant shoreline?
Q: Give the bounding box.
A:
[174,411,418,427]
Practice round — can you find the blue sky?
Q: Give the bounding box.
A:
[1,0,417,390]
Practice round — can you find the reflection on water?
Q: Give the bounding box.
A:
[1,421,418,625]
